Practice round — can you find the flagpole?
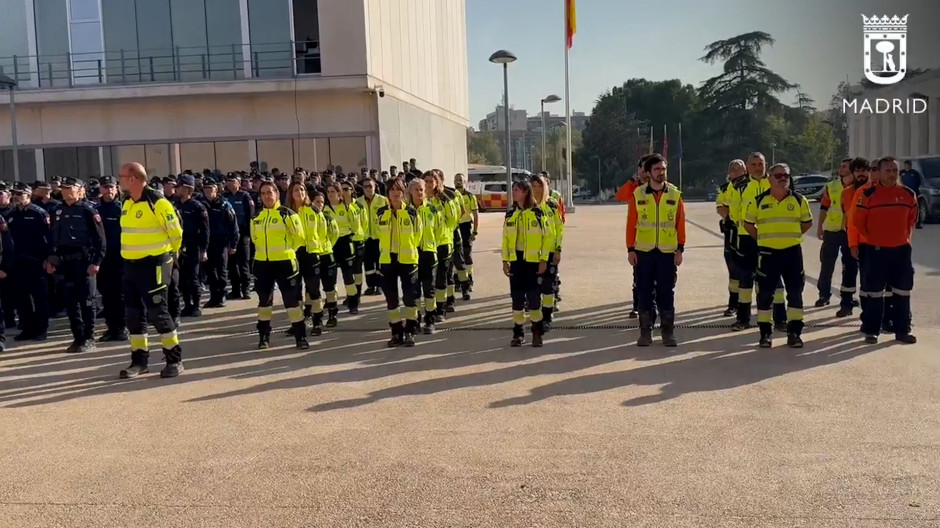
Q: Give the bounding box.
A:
[564,33,573,210]
[678,122,683,191]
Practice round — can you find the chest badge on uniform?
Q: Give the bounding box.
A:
[667,212,675,221]
[402,219,411,226]
[531,220,538,228]
[787,204,795,211]
[136,210,143,219]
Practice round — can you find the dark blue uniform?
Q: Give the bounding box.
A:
[49,198,106,349]
[7,203,52,340]
[95,195,126,339]
[223,188,255,298]
[0,215,10,350]
[204,196,239,305]
[40,197,64,316]
[179,197,210,314]
[0,205,15,331]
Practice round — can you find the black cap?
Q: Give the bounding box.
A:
[225,172,238,180]
[34,180,51,189]
[12,181,31,194]
[99,175,116,187]
[203,177,218,186]
[360,167,368,173]
[163,175,177,185]
[50,175,62,183]
[178,174,196,188]
[60,176,84,188]
[0,181,8,192]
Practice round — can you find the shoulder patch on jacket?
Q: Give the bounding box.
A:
[376,205,389,217]
[863,186,877,198]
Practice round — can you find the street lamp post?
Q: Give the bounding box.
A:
[540,94,561,173]
[489,50,517,210]
[0,73,18,182]
[770,142,776,165]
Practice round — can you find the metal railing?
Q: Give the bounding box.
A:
[0,40,321,90]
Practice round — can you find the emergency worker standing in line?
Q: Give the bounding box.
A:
[815,158,857,312]
[45,177,106,353]
[95,176,127,341]
[454,173,479,296]
[742,163,812,348]
[223,173,255,300]
[627,154,685,347]
[853,156,918,344]
[117,162,185,379]
[376,178,422,347]
[202,178,239,308]
[715,159,747,316]
[251,179,308,350]
[357,177,388,296]
[176,175,210,317]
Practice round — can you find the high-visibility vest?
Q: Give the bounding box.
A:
[823,180,847,232]
[357,194,388,240]
[326,203,360,238]
[297,205,336,254]
[251,205,305,261]
[501,206,554,263]
[736,177,771,231]
[120,187,183,260]
[632,183,681,253]
[413,202,439,252]
[428,192,459,247]
[743,190,812,250]
[376,205,421,265]
[457,188,478,223]
[540,198,564,251]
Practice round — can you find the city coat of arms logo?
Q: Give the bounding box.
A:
[862,14,909,86]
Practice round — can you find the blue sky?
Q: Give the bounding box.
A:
[466,0,940,125]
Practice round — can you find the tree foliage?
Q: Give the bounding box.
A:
[466,130,502,165]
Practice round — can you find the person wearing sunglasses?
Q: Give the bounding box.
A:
[815,158,857,314]
[742,163,813,348]
[730,152,787,333]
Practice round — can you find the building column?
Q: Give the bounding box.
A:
[247,140,258,165]
[867,113,880,158]
[911,109,929,157]
[34,149,44,181]
[895,112,912,158]
[169,143,182,174]
[98,147,107,178]
[881,112,895,156]
[929,98,939,155]
[239,0,253,78]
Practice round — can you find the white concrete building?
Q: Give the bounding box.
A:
[0,0,469,182]
[846,69,940,160]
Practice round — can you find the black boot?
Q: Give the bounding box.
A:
[531,321,544,347]
[119,349,150,379]
[660,310,677,347]
[445,297,456,313]
[422,311,436,334]
[724,292,739,317]
[311,313,323,336]
[510,324,525,347]
[388,322,405,347]
[160,346,183,378]
[326,306,338,327]
[637,312,653,346]
[403,320,417,347]
[257,321,272,349]
[542,306,554,333]
[348,294,360,315]
[758,323,773,348]
[293,321,309,349]
[731,303,752,331]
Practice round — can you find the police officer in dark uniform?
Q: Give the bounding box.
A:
[223,172,255,300]
[176,175,210,317]
[45,177,106,353]
[0,183,16,334]
[202,178,238,308]
[33,181,63,318]
[7,182,52,341]
[50,176,63,201]
[0,211,10,351]
[95,175,127,341]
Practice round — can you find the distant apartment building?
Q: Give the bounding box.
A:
[0,0,469,181]
[475,104,588,171]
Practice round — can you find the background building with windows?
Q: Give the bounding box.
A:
[0,0,469,181]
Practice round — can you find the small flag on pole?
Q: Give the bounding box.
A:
[565,0,577,48]
[648,126,654,155]
[662,124,669,159]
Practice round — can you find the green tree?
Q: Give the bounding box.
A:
[533,125,582,178]
[466,130,502,165]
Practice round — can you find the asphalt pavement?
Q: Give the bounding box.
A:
[1,203,937,527]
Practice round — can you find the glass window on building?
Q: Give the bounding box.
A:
[0,149,38,182]
[292,139,317,172]
[0,0,33,87]
[35,0,71,88]
[214,141,250,173]
[135,0,175,83]
[75,146,102,178]
[101,0,140,84]
[205,0,243,80]
[179,142,216,173]
[257,139,294,174]
[70,21,106,85]
[291,0,320,74]
[329,137,367,174]
[69,0,101,21]
[107,144,146,176]
[248,0,293,78]
[145,144,171,176]
[170,0,209,82]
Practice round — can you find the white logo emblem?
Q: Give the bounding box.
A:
[862,14,908,85]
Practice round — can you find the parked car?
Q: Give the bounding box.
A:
[907,156,940,223]
[791,174,831,200]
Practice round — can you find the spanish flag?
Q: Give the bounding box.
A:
[566,0,577,48]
